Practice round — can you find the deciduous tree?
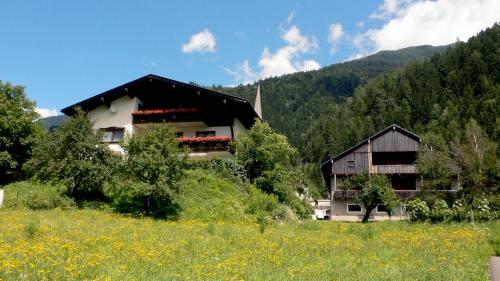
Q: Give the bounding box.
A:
[0,81,43,184]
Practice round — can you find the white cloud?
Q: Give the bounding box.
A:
[370,0,412,19]
[226,18,320,84]
[350,0,500,59]
[356,21,365,28]
[224,60,258,85]
[258,25,320,79]
[286,11,295,24]
[36,107,59,118]
[327,23,344,54]
[181,29,216,53]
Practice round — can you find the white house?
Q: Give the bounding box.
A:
[61,74,261,157]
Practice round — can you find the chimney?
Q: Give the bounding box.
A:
[254,83,262,119]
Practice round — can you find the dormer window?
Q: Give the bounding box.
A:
[102,128,124,143]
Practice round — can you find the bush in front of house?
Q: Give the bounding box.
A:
[406,197,499,223]
[3,181,75,210]
[406,198,430,222]
[452,199,470,221]
[429,199,453,223]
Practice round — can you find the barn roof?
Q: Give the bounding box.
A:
[320,124,420,173]
[61,74,260,127]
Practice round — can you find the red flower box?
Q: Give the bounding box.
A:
[178,136,233,143]
[133,108,198,116]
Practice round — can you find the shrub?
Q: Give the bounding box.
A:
[452,198,470,222]
[429,199,453,223]
[3,181,75,210]
[104,179,179,219]
[247,185,280,216]
[186,158,247,182]
[272,205,297,222]
[176,169,249,222]
[406,198,430,222]
[472,197,493,222]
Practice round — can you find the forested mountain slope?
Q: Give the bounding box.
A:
[217,45,449,158]
[307,23,499,163]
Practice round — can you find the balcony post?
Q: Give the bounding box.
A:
[330,173,336,220]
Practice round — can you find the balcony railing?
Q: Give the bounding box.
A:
[372,164,417,174]
[178,136,232,152]
[133,108,201,124]
[334,190,456,200]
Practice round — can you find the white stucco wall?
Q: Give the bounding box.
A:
[87,96,141,135]
[174,124,233,138]
[232,118,247,139]
[87,96,141,154]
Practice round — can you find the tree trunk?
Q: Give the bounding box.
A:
[362,206,374,223]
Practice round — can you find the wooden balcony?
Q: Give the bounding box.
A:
[372,164,417,174]
[132,108,202,124]
[178,136,232,152]
[334,190,456,200]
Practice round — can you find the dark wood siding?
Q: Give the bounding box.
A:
[371,130,419,152]
[331,151,368,175]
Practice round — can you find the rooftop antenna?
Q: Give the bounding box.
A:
[254,83,262,119]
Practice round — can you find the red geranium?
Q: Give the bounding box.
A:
[133,108,198,116]
[178,136,232,143]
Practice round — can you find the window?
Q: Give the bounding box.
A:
[347,160,356,167]
[175,132,184,138]
[376,205,388,213]
[196,131,215,137]
[347,204,362,213]
[102,128,124,143]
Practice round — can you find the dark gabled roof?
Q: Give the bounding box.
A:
[61,74,260,128]
[320,124,420,172]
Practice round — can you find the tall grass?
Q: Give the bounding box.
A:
[0,209,497,280]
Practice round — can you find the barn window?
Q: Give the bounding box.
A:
[347,160,356,167]
[196,131,216,137]
[347,204,362,213]
[101,128,124,143]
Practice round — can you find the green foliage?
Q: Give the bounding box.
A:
[0,81,44,184]
[246,185,280,217]
[176,169,249,222]
[186,158,247,182]
[451,119,498,197]
[107,125,187,218]
[25,109,113,201]
[408,197,499,223]
[3,181,75,210]
[232,120,311,219]
[452,199,470,222]
[232,120,297,181]
[406,198,430,222]
[416,133,456,190]
[344,173,399,222]
[429,200,453,223]
[25,220,38,239]
[254,166,312,219]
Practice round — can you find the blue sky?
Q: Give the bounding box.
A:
[1,0,498,116]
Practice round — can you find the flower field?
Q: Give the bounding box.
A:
[0,209,497,281]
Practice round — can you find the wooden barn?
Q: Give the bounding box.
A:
[320,124,458,221]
